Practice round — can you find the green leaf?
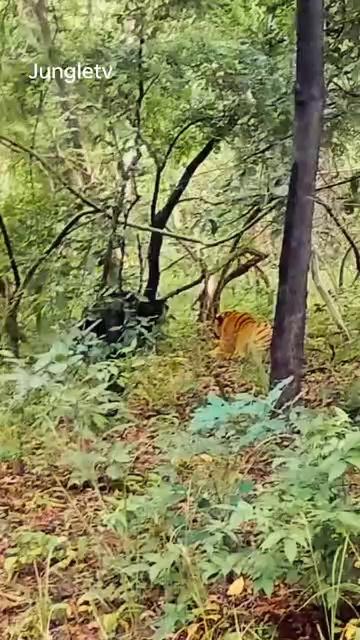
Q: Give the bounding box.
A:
[254,575,275,596]
[342,432,360,453]
[284,538,297,564]
[337,512,360,530]
[106,463,125,480]
[108,442,132,464]
[229,500,253,528]
[346,456,360,470]
[328,460,347,481]
[262,530,285,550]
[237,480,254,494]
[101,611,119,634]
[48,362,68,375]
[3,556,18,580]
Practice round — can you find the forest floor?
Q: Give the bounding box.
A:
[1,322,360,640]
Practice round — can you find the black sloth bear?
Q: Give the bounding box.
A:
[79,290,168,348]
[78,291,168,400]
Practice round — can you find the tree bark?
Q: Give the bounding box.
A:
[270,0,325,404]
[144,139,216,301]
[28,0,90,185]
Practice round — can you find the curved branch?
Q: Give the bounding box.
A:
[223,251,268,287]
[145,138,217,300]
[126,199,280,250]
[10,208,102,310]
[126,220,205,244]
[206,198,280,248]
[0,213,21,289]
[311,247,350,339]
[150,118,211,222]
[315,197,360,274]
[338,246,352,288]
[155,137,217,227]
[161,273,205,301]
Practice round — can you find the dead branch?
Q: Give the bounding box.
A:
[162,248,267,303]
[316,172,360,192]
[136,234,144,293]
[311,247,350,339]
[223,250,268,287]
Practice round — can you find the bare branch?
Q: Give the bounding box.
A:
[330,79,360,98]
[125,220,204,244]
[338,246,352,288]
[161,255,187,273]
[205,199,280,248]
[144,72,161,97]
[150,167,162,224]
[10,208,102,310]
[315,197,360,275]
[136,234,144,293]
[161,248,267,302]
[133,27,145,165]
[150,119,212,222]
[0,213,21,289]
[156,138,217,228]
[162,273,205,301]
[316,172,360,192]
[223,250,268,287]
[125,199,280,249]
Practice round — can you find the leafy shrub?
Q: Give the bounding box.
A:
[101,387,360,637]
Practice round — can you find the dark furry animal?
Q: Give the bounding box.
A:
[76,291,168,409]
[79,290,168,347]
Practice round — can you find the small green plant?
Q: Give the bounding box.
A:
[0,340,126,436]
[63,440,134,488]
[3,531,68,581]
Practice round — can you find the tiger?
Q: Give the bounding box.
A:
[210,310,272,359]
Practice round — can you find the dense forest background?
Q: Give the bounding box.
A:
[1,0,360,639]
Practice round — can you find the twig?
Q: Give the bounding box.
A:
[223,251,268,287]
[338,246,352,288]
[316,173,360,192]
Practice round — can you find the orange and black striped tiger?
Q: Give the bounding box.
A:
[211,310,272,359]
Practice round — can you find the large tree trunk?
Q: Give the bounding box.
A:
[270,0,325,404]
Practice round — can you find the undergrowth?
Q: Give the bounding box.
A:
[1,291,360,639]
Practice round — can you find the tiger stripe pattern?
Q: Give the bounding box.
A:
[211,310,272,359]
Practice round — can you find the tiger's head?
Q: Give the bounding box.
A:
[214,311,232,337]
